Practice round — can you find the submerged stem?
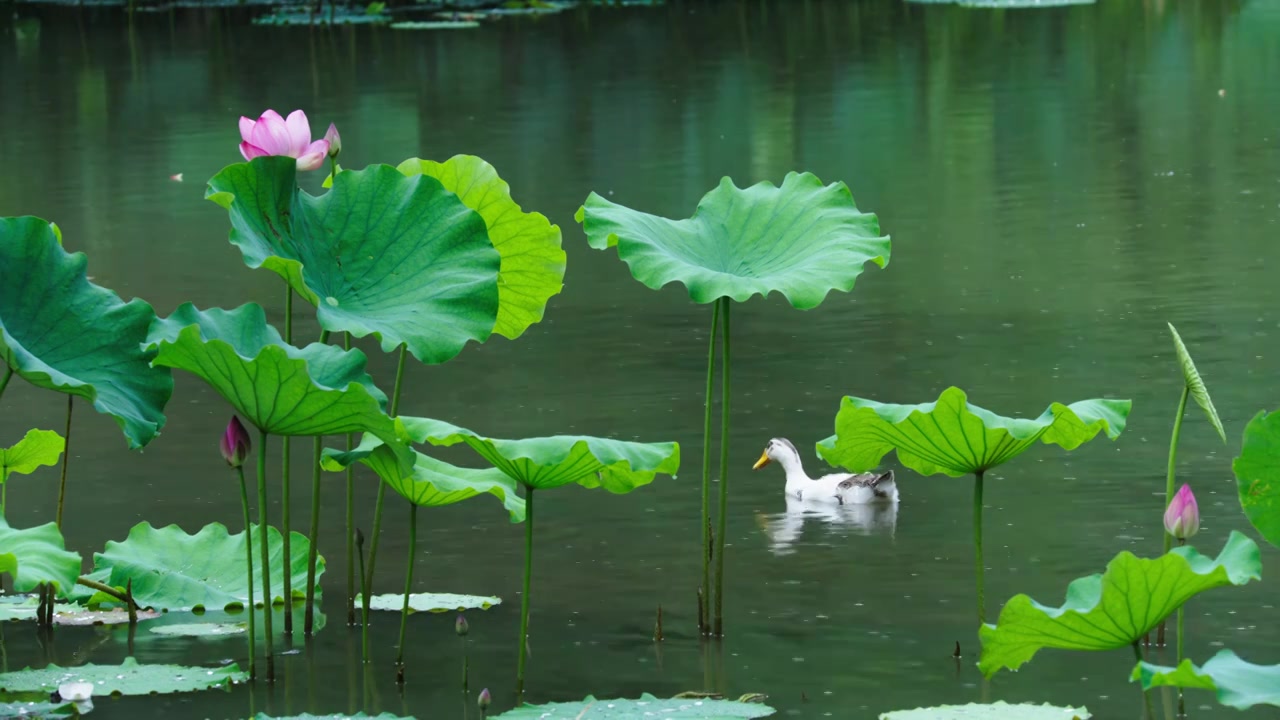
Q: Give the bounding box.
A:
[516,486,535,701]
[396,503,417,682]
[236,465,257,680]
[713,298,731,637]
[304,434,324,635]
[699,301,720,636]
[1133,641,1154,720]
[345,333,356,627]
[364,343,408,660]
[55,396,74,529]
[974,470,985,625]
[256,429,276,681]
[282,290,294,635]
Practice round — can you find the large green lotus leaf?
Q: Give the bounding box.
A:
[207,157,500,365]
[0,699,80,718]
[880,702,1090,719]
[357,592,501,613]
[402,417,680,492]
[85,521,324,611]
[816,387,1131,476]
[492,694,775,719]
[978,531,1260,678]
[1232,410,1280,548]
[1168,324,1226,443]
[397,156,565,340]
[0,216,172,448]
[0,517,80,595]
[321,434,524,520]
[1133,649,1280,710]
[576,172,889,308]
[0,656,244,695]
[0,428,65,482]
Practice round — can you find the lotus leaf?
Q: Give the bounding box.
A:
[0,429,65,481]
[355,592,500,613]
[0,699,80,718]
[1133,649,1280,709]
[0,216,172,448]
[978,532,1261,677]
[150,623,246,637]
[0,517,80,595]
[0,656,245,695]
[397,155,565,340]
[493,694,774,719]
[1233,410,1280,547]
[817,387,1131,476]
[206,157,500,365]
[1168,324,1225,442]
[252,714,411,719]
[0,596,76,622]
[52,607,162,626]
[577,172,887,308]
[880,702,1090,719]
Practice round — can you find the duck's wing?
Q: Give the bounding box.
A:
[834,470,896,498]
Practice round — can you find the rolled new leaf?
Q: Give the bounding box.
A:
[1168,323,1226,443]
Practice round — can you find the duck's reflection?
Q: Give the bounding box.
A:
[757,495,898,555]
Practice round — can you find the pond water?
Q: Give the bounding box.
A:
[2,1,1280,717]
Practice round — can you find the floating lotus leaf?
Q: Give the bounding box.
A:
[0,429,65,482]
[1133,649,1280,710]
[0,657,244,695]
[0,216,172,448]
[52,607,162,626]
[0,699,80,718]
[576,172,888,308]
[397,155,565,340]
[83,521,323,611]
[1168,323,1225,442]
[492,694,775,719]
[0,517,80,595]
[817,387,1131,476]
[355,592,501,613]
[149,623,246,637]
[402,417,680,492]
[0,595,77,622]
[253,714,411,719]
[880,702,1090,719]
[1233,410,1280,548]
[207,157,501,365]
[978,532,1260,677]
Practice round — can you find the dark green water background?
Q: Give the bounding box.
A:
[2,1,1280,717]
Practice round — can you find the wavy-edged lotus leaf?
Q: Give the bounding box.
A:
[1232,410,1280,548]
[402,417,680,492]
[1169,323,1225,443]
[0,656,245,695]
[1133,649,1280,709]
[252,714,412,719]
[0,699,80,718]
[322,434,524,521]
[0,216,172,448]
[206,157,501,365]
[1,429,65,482]
[356,592,501,614]
[817,387,1131,476]
[0,595,77,622]
[85,521,323,611]
[880,702,1090,719]
[0,517,80,595]
[978,531,1261,677]
[492,693,775,719]
[397,155,565,340]
[576,172,889,308]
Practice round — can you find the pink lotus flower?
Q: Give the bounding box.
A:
[1164,483,1200,540]
[220,416,251,468]
[238,109,330,172]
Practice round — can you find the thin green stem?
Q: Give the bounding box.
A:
[1164,386,1189,554]
[256,429,276,681]
[516,486,535,701]
[345,333,356,626]
[363,344,408,658]
[304,434,323,635]
[974,470,986,625]
[282,290,294,635]
[55,396,73,529]
[713,298,731,637]
[699,301,720,636]
[356,529,369,664]
[396,503,417,680]
[1133,641,1154,720]
[237,465,257,680]
[0,365,13,402]
[389,344,408,417]
[74,576,130,605]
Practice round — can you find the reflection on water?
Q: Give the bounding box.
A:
[758,496,899,556]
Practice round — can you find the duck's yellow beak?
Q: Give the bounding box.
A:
[752,449,771,470]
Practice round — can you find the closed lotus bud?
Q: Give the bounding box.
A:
[1164,483,1200,540]
[456,614,469,636]
[220,416,251,468]
[478,688,492,710]
[324,123,341,158]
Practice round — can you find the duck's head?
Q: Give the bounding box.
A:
[753,438,801,470]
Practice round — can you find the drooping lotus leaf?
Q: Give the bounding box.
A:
[978,531,1261,677]
[1232,410,1280,548]
[402,417,680,492]
[206,157,501,365]
[817,387,1131,476]
[84,521,323,611]
[0,216,172,448]
[492,694,775,719]
[1168,323,1226,443]
[0,699,80,718]
[0,429,65,482]
[0,656,245,695]
[397,155,566,340]
[321,434,524,520]
[576,172,889,308]
[0,517,80,595]
[880,702,1090,719]
[356,592,501,613]
[1133,649,1280,710]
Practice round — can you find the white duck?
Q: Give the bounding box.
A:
[752,438,898,505]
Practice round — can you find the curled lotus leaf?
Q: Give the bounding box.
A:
[1133,649,1280,710]
[1168,323,1225,442]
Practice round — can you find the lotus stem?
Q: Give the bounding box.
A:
[281,290,294,635]
[395,503,417,683]
[55,395,73,529]
[0,365,12,402]
[256,428,276,681]
[345,334,356,627]
[304,434,324,635]
[1177,537,1186,715]
[1158,385,1189,646]
[73,576,128,606]
[356,528,369,664]
[516,485,535,701]
[1133,641,1154,720]
[236,465,257,680]
[974,470,985,625]
[713,298,731,637]
[363,343,407,659]
[699,301,720,636]
[462,639,469,692]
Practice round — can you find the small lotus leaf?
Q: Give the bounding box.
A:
[53,607,162,626]
[0,656,244,695]
[0,216,172,448]
[880,702,1090,719]
[492,693,775,719]
[817,387,1131,476]
[1133,649,1280,709]
[0,517,80,595]
[0,699,80,718]
[1168,324,1226,443]
[356,592,500,614]
[207,157,500,365]
[576,172,888,308]
[978,532,1260,677]
[1232,410,1280,548]
[0,429,65,482]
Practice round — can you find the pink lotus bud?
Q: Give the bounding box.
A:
[1164,483,1200,540]
[477,688,491,709]
[220,416,251,468]
[324,123,341,158]
[456,613,469,636]
[238,109,331,172]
